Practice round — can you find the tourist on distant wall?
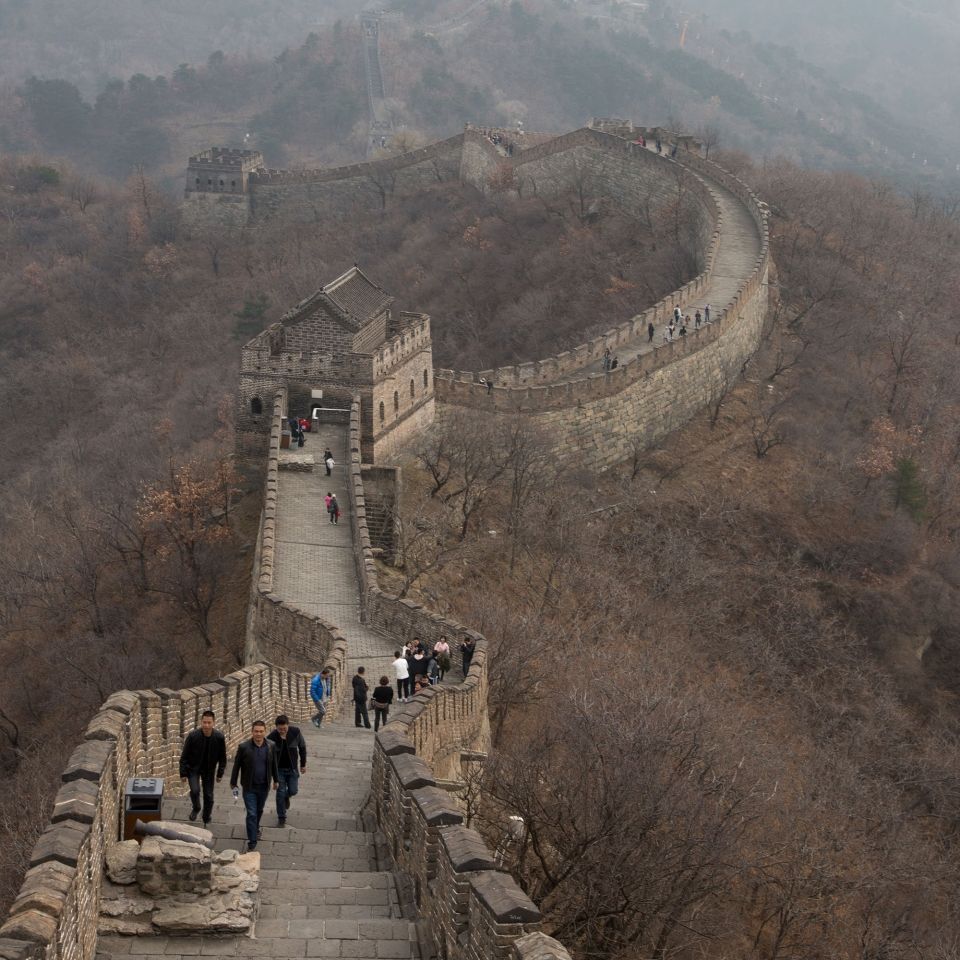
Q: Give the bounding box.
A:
[372,677,394,731]
[648,321,655,343]
[393,650,410,702]
[267,715,306,827]
[704,304,711,324]
[353,666,371,729]
[695,310,702,329]
[433,636,451,681]
[323,448,334,476]
[179,709,227,827]
[410,647,429,684]
[428,655,440,685]
[230,720,279,852]
[460,636,476,677]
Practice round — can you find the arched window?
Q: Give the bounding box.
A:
[379,401,385,423]
[410,378,415,398]
[393,390,399,412]
[423,368,429,390]
[250,396,263,416]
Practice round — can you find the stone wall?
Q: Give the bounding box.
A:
[0,664,342,960]
[340,400,572,960]
[247,135,465,222]
[436,127,771,470]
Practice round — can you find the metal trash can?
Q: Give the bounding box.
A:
[123,778,164,841]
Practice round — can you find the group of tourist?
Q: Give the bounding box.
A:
[664,303,712,344]
[178,712,307,852]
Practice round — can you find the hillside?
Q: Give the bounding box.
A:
[0,0,955,193]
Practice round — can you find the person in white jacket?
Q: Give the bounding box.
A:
[392,650,410,702]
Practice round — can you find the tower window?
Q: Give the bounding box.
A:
[251,396,263,416]
[410,378,415,398]
[423,368,429,389]
[379,401,385,423]
[393,391,399,412]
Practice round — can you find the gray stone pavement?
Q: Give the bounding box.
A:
[274,422,398,683]
[96,721,416,959]
[96,423,413,958]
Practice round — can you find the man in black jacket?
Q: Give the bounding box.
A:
[178,710,227,826]
[353,666,371,729]
[230,720,279,852]
[267,715,307,826]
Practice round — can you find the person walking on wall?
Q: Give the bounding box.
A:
[324,450,335,476]
[460,636,476,677]
[309,671,327,727]
[179,709,227,827]
[267,715,306,827]
[393,649,410,702]
[648,321,655,343]
[695,310,702,329]
[603,347,612,372]
[331,493,341,524]
[433,636,451,681]
[230,720,279,852]
[353,666,371,729]
[704,303,711,324]
[372,676,394,731]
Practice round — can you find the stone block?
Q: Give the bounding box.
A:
[440,826,496,872]
[0,940,41,960]
[51,779,98,824]
[412,788,463,827]
[375,731,415,756]
[469,871,540,924]
[29,821,87,868]
[512,932,574,960]
[389,753,435,791]
[61,739,114,782]
[106,840,141,885]
[0,910,57,946]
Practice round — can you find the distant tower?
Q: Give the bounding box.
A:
[184,147,264,226]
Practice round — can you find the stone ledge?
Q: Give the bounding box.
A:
[0,939,41,960]
[440,826,497,872]
[51,779,98,824]
[376,730,415,756]
[469,871,540,924]
[61,740,114,783]
[512,932,574,960]
[389,753,436,791]
[29,821,88,869]
[412,787,464,827]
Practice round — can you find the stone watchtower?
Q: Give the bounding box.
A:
[237,266,435,464]
[184,148,264,225]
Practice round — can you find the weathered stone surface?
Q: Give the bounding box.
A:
[29,822,87,868]
[7,889,64,922]
[469,871,540,924]
[84,709,126,742]
[137,820,213,846]
[376,730,416,756]
[412,787,463,827]
[513,932,574,960]
[51,779,98,824]
[440,826,497,873]
[0,910,57,945]
[137,836,212,896]
[105,840,140,885]
[61,740,114,782]
[214,848,239,864]
[0,938,42,960]
[151,904,251,935]
[389,753,436,791]
[19,862,75,898]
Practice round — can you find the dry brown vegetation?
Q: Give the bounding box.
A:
[378,153,960,958]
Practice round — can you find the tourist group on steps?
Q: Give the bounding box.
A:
[176,635,475,852]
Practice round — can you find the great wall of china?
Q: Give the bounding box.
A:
[0,119,770,960]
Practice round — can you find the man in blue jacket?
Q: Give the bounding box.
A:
[310,668,330,727]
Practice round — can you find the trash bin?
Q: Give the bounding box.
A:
[123,777,164,841]
[280,430,291,450]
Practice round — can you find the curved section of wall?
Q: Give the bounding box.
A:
[438,129,771,467]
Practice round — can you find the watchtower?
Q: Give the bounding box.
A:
[237,266,435,464]
[185,147,264,197]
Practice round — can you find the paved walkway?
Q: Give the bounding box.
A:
[96,721,416,959]
[579,148,762,376]
[96,421,412,959]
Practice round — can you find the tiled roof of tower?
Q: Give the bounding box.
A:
[321,266,394,329]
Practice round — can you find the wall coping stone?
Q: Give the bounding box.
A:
[439,826,498,872]
[389,752,437,790]
[412,787,465,827]
[468,871,541,924]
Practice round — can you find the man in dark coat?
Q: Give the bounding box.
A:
[230,720,279,851]
[267,715,307,826]
[353,667,371,729]
[179,710,227,826]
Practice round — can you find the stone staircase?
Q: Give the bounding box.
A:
[96,720,418,959]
